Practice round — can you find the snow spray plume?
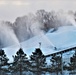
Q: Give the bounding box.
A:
[13,13,46,42]
[0,9,75,46]
[0,21,20,48]
[13,10,76,43]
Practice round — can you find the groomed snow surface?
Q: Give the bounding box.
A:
[3,26,76,60]
[2,26,76,75]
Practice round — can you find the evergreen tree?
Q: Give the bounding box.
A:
[0,49,9,75]
[10,48,30,75]
[50,54,62,75]
[69,51,76,72]
[30,48,46,75]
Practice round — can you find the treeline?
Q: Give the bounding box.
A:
[0,48,76,75]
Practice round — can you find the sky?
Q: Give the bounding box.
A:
[0,0,76,22]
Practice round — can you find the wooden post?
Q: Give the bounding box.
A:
[61,53,63,75]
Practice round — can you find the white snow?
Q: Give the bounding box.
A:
[1,26,76,62]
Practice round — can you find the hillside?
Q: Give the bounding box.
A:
[3,26,76,62]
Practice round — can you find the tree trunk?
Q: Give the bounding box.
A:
[20,64,22,75]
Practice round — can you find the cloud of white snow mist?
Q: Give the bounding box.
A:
[0,10,76,48]
[0,21,19,48]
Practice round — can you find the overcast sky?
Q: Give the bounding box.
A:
[0,0,76,22]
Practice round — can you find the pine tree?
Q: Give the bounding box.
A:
[0,49,9,75]
[30,48,46,75]
[69,51,76,72]
[50,54,62,75]
[10,48,30,75]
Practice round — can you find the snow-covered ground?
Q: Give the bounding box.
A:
[2,26,76,62]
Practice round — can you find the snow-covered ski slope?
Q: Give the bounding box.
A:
[47,26,76,49]
[2,26,76,62]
